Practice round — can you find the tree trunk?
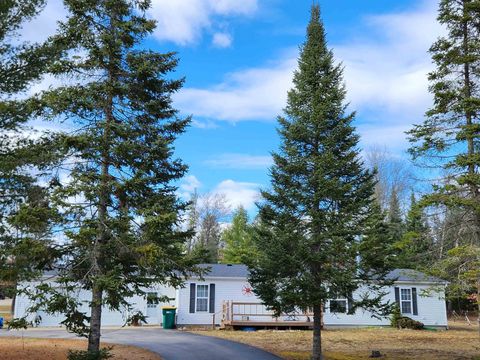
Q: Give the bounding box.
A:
[87,110,111,353]
[87,285,103,353]
[87,36,114,355]
[312,304,323,360]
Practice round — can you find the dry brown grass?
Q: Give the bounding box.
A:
[191,323,480,360]
[0,337,161,360]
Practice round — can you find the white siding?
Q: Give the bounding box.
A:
[324,283,447,327]
[14,281,176,327]
[177,278,258,325]
[177,280,447,327]
[15,277,448,328]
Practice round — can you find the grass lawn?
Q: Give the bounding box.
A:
[0,337,161,360]
[191,323,480,360]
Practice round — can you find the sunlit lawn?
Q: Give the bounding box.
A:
[191,322,480,360]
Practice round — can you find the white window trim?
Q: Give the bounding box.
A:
[329,297,348,314]
[400,288,413,315]
[196,284,209,313]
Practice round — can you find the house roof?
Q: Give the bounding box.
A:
[385,269,445,283]
[197,263,249,278]
[34,265,445,284]
[198,265,445,283]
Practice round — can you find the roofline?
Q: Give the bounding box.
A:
[393,280,448,286]
[187,276,247,281]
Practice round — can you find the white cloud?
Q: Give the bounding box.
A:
[18,0,257,48]
[176,0,442,150]
[213,179,260,210]
[212,32,233,48]
[179,177,260,211]
[358,124,412,152]
[149,0,257,46]
[191,118,219,129]
[175,53,296,121]
[179,175,202,199]
[337,0,443,120]
[19,0,66,43]
[205,153,272,169]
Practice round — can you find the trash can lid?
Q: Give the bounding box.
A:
[161,306,177,310]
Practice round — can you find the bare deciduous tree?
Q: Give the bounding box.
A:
[186,192,231,262]
[365,145,414,212]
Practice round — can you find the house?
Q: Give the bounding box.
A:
[13,264,448,329]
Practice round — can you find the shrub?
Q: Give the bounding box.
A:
[391,304,424,330]
[67,348,112,360]
[126,310,148,326]
[390,304,402,328]
[397,317,424,330]
[7,317,30,330]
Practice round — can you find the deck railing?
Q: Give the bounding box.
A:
[221,300,315,327]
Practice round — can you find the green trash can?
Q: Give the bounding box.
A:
[162,306,176,329]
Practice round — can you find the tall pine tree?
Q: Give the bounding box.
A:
[395,194,433,269]
[7,0,201,355]
[0,0,54,97]
[249,5,393,359]
[408,0,480,332]
[387,187,405,245]
[0,0,64,296]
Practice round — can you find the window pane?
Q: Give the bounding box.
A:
[401,301,411,314]
[401,289,411,301]
[196,285,209,312]
[197,285,208,298]
[196,298,208,312]
[330,300,347,313]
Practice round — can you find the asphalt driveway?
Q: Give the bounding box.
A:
[0,327,281,360]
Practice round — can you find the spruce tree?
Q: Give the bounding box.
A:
[6,0,201,355]
[358,200,396,280]
[249,5,392,359]
[221,206,257,264]
[0,0,54,96]
[387,188,405,245]
[407,0,480,332]
[0,0,64,294]
[396,194,433,269]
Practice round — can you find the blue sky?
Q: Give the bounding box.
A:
[24,0,443,213]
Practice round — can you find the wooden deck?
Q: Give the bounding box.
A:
[219,301,316,329]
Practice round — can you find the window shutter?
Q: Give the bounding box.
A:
[209,283,216,313]
[347,292,354,315]
[394,287,400,306]
[189,283,196,313]
[412,287,418,315]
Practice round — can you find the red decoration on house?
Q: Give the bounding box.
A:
[242,285,253,296]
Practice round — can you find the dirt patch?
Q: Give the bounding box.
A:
[191,323,480,360]
[0,337,161,360]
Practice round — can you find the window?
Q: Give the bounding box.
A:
[147,292,159,309]
[196,285,209,312]
[329,297,347,314]
[400,288,412,314]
